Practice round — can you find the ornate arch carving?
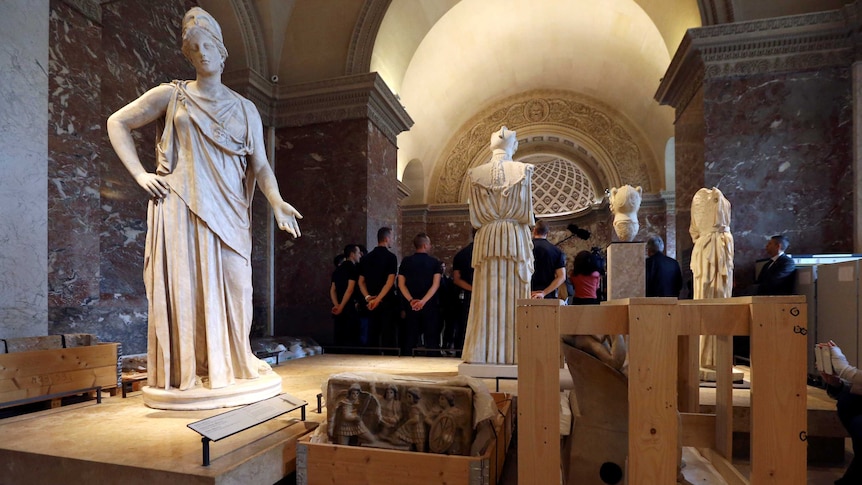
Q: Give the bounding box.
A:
[230,0,268,76]
[345,0,392,74]
[430,90,659,204]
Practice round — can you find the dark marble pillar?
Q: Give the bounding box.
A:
[265,74,412,344]
[657,8,855,292]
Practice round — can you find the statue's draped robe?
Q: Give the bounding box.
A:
[462,157,535,364]
[145,80,264,390]
[690,187,734,368]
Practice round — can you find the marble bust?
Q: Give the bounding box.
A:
[609,185,642,242]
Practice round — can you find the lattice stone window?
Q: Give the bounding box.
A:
[522,155,596,217]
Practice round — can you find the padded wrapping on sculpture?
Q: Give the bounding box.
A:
[562,344,628,485]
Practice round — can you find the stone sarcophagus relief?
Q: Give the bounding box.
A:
[325,375,480,456]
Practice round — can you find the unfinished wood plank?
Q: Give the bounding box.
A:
[680,413,715,449]
[699,447,749,485]
[678,302,751,336]
[517,299,561,485]
[628,302,678,485]
[0,344,119,379]
[715,335,734,459]
[677,335,699,413]
[559,304,629,335]
[0,366,116,404]
[749,300,807,484]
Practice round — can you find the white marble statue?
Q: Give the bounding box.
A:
[609,185,642,242]
[461,126,535,364]
[690,187,734,368]
[107,7,302,409]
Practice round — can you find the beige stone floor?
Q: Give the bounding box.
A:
[0,353,853,484]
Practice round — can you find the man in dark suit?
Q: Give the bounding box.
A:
[645,235,682,298]
[755,234,796,295]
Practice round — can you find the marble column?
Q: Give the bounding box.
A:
[657,7,855,291]
[854,60,862,253]
[255,74,413,344]
[0,1,49,339]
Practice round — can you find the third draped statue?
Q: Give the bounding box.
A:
[461,126,535,364]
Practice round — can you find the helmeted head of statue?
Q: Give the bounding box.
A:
[489,126,518,157]
[181,7,228,69]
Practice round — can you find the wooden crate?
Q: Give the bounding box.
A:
[0,342,119,407]
[297,392,513,485]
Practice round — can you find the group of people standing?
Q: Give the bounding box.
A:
[328,227,471,356]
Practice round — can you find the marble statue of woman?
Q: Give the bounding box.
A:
[461,126,535,364]
[690,187,733,368]
[107,7,302,409]
[609,184,642,242]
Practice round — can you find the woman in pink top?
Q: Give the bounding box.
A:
[570,251,602,305]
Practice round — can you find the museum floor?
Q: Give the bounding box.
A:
[0,353,852,484]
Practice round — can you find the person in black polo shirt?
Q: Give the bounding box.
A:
[450,231,475,354]
[530,219,566,299]
[330,244,361,346]
[358,227,398,349]
[398,233,443,354]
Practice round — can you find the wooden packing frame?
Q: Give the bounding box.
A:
[517,296,807,485]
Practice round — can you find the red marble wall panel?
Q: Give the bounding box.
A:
[48,1,101,308]
[702,68,853,289]
[48,0,198,354]
[272,119,400,344]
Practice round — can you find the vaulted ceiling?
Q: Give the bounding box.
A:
[201,0,846,204]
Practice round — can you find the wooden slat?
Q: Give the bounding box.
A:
[0,344,118,379]
[303,441,477,485]
[628,303,678,485]
[559,304,629,335]
[749,300,807,484]
[517,300,560,485]
[680,413,716,448]
[714,335,734,459]
[678,302,751,336]
[0,344,118,407]
[698,447,749,485]
[0,366,116,404]
[677,335,700,412]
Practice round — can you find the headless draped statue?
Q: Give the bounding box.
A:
[107,7,302,409]
[461,127,535,364]
[690,187,734,368]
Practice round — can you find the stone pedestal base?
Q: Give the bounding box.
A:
[607,242,646,300]
[142,373,283,410]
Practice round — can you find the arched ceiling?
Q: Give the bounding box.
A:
[383,0,691,200]
[205,0,847,204]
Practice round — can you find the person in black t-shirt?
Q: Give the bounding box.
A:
[330,245,361,346]
[358,228,398,348]
[398,233,442,354]
[530,220,566,299]
[450,233,475,354]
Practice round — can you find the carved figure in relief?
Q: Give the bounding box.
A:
[391,387,428,452]
[378,384,402,439]
[427,390,467,455]
[329,383,379,446]
[609,185,642,242]
[690,187,734,368]
[462,126,535,364]
[106,7,301,404]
